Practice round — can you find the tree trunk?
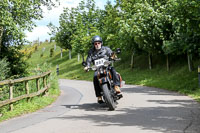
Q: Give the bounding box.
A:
[69,50,71,60]
[81,53,85,62]
[54,44,56,51]
[187,52,194,72]
[0,26,3,53]
[60,48,63,58]
[148,53,152,70]
[198,66,200,88]
[38,37,40,46]
[131,52,135,69]
[78,53,80,62]
[166,54,170,71]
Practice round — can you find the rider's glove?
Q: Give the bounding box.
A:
[84,67,88,72]
[111,53,117,60]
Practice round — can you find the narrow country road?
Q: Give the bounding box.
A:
[0,79,200,133]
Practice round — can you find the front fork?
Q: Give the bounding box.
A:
[98,76,121,101]
[98,70,123,101]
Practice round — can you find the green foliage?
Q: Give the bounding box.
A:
[40,53,44,57]
[34,45,38,52]
[0,46,28,79]
[0,0,59,79]
[49,0,200,62]
[0,58,10,81]
[48,0,102,55]
[50,48,54,57]
[0,0,59,45]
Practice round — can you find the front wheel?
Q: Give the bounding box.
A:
[102,84,116,111]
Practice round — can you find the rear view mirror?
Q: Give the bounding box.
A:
[116,48,121,54]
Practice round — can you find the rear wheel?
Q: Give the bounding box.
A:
[102,84,116,111]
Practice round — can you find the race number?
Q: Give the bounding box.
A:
[94,58,106,67]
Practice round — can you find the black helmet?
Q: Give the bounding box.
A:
[92,35,103,45]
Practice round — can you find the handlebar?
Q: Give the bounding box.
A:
[82,57,121,72]
[113,58,121,61]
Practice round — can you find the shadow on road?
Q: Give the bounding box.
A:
[54,86,200,133]
[62,103,109,111]
[57,105,199,132]
[122,85,183,96]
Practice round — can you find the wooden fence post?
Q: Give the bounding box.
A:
[198,66,200,88]
[25,81,30,102]
[148,53,153,70]
[131,52,135,69]
[43,76,47,88]
[166,54,170,71]
[36,78,40,91]
[0,71,51,111]
[9,83,14,111]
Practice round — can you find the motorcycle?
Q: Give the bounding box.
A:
[82,48,124,111]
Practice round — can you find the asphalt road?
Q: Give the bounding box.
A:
[0,79,200,133]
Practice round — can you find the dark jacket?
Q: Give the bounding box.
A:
[86,46,113,67]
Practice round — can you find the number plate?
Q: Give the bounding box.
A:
[94,58,106,67]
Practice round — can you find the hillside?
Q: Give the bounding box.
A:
[26,42,200,101]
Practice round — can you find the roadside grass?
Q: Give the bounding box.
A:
[116,53,200,101]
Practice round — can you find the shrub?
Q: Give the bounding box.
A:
[34,45,38,52]
[50,48,54,57]
[0,58,10,81]
[40,53,43,57]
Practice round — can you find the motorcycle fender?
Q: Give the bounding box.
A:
[99,77,108,85]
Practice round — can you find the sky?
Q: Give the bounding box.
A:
[25,0,115,42]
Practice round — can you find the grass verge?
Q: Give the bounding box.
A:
[0,72,60,122]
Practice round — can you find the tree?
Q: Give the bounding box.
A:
[51,0,102,60]
[0,0,58,78]
[162,0,200,71]
[102,1,121,49]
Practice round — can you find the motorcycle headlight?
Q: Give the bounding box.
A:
[100,67,104,74]
[91,65,97,71]
[104,60,110,67]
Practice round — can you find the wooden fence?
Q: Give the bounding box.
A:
[0,71,51,111]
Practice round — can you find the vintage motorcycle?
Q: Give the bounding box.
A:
[82,48,124,111]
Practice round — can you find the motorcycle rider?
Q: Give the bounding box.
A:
[84,35,121,104]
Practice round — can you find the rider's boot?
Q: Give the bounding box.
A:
[97,96,104,104]
[114,85,121,94]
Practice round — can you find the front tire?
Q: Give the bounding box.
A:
[102,84,116,111]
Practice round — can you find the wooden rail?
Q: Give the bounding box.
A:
[0,71,51,111]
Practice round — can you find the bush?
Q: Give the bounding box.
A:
[28,51,32,59]
[32,62,51,75]
[1,46,28,79]
[50,48,54,57]
[40,53,43,57]
[0,58,10,81]
[34,45,38,52]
